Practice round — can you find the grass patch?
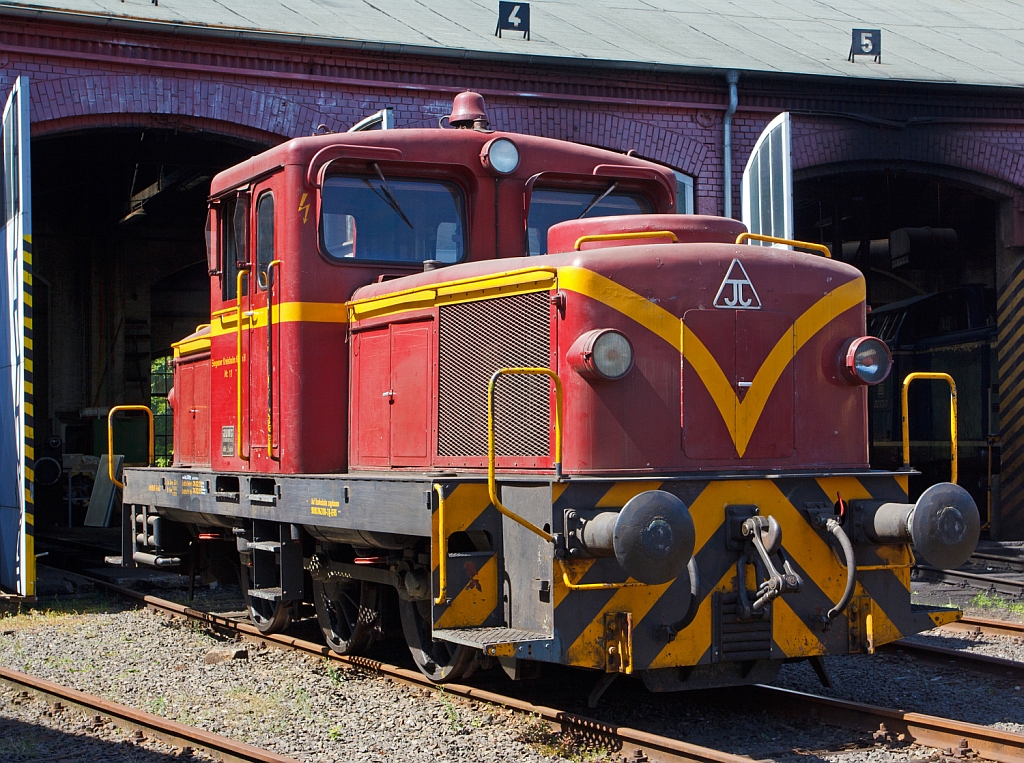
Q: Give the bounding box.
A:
[970,591,1024,617]
[518,715,612,762]
[0,595,123,631]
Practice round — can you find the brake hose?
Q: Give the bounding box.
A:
[664,557,702,639]
[821,518,857,630]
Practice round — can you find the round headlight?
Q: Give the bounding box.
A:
[841,336,892,385]
[481,138,519,175]
[569,329,634,381]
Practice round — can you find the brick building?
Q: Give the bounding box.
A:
[2,1,1024,534]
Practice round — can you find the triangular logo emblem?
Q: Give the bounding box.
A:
[713,259,761,310]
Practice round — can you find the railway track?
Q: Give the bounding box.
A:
[914,561,1024,597]
[0,664,299,763]
[883,616,1024,679]
[61,572,1024,763]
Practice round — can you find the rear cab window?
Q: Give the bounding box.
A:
[527,188,651,256]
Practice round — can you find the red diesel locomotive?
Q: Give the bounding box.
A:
[120,93,979,699]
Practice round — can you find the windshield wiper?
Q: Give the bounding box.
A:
[370,162,414,229]
[577,181,618,219]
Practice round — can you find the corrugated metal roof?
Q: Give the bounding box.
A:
[3,0,1024,89]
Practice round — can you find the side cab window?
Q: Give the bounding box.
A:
[220,193,249,301]
[256,192,275,288]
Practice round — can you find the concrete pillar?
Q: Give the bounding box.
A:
[994,192,1024,539]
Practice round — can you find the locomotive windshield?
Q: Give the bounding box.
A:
[321,173,465,263]
[527,187,651,255]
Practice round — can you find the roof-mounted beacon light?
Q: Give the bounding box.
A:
[569,329,634,381]
[481,137,519,175]
[446,91,490,130]
[840,336,891,385]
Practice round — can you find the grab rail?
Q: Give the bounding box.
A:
[902,372,958,484]
[236,268,250,461]
[574,230,678,251]
[735,232,832,258]
[433,485,449,605]
[486,368,562,543]
[264,260,282,456]
[107,405,154,490]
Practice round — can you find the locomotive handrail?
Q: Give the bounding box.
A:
[236,268,251,462]
[556,558,644,591]
[486,368,561,544]
[107,405,154,490]
[902,372,958,484]
[265,260,282,456]
[573,230,678,250]
[433,485,449,605]
[735,232,832,258]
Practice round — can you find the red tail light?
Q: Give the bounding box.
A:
[841,336,892,385]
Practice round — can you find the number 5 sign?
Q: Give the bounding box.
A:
[496,2,530,39]
[849,29,881,63]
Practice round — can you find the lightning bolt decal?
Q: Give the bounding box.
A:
[298,192,310,224]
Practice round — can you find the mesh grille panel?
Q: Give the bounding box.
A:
[438,292,551,458]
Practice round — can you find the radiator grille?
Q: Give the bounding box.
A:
[438,292,551,458]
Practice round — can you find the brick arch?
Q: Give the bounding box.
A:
[791,123,1024,193]
[25,74,346,141]
[489,106,708,177]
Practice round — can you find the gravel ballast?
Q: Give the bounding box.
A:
[2,577,1023,763]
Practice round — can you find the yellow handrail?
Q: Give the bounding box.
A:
[901,372,958,484]
[236,268,250,461]
[557,558,643,591]
[107,405,154,490]
[433,484,449,605]
[487,368,561,543]
[265,260,282,455]
[735,232,832,258]
[574,230,678,251]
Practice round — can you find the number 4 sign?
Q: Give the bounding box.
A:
[496,2,530,39]
[849,29,881,63]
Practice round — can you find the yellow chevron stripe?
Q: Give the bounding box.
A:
[595,481,663,508]
[431,483,493,572]
[648,565,735,669]
[565,577,673,668]
[558,267,865,457]
[774,598,825,657]
[433,554,498,629]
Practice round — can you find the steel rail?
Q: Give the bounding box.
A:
[914,565,1024,596]
[884,639,1024,680]
[946,615,1024,638]
[971,552,1024,572]
[0,665,299,763]
[73,575,753,763]
[752,685,1024,763]
[75,573,1024,763]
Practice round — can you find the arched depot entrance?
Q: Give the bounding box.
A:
[31,126,268,527]
[793,167,1006,533]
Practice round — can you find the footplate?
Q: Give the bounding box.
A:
[432,627,556,662]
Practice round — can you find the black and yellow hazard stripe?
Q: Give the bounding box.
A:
[431,483,503,630]
[548,474,956,672]
[425,473,957,674]
[998,258,1024,536]
[23,233,35,598]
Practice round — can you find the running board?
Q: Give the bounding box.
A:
[433,627,557,662]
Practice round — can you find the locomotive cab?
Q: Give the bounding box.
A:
[124,93,978,698]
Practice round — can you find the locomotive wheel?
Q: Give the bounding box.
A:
[239,560,293,635]
[398,598,474,682]
[313,578,379,655]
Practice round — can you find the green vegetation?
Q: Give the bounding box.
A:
[518,714,612,762]
[970,591,1024,617]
